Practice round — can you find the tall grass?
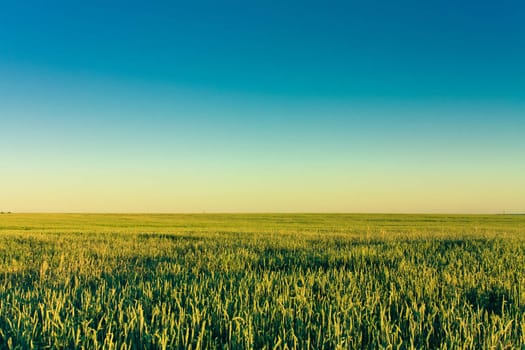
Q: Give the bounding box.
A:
[0,214,524,349]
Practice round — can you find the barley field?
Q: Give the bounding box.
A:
[0,213,524,349]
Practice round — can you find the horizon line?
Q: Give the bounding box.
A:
[2,211,524,215]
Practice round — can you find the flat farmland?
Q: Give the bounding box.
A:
[0,214,524,349]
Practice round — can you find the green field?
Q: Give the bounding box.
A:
[0,214,524,349]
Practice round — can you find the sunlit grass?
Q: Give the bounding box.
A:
[0,214,524,349]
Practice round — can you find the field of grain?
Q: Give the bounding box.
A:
[0,214,524,349]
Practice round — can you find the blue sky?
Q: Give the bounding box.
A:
[1,0,524,212]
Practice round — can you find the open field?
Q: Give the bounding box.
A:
[0,214,524,349]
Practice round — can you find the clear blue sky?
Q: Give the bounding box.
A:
[1,0,524,212]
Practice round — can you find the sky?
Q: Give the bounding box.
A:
[1,0,524,213]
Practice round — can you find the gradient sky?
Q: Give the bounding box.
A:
[1,0,524,213]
